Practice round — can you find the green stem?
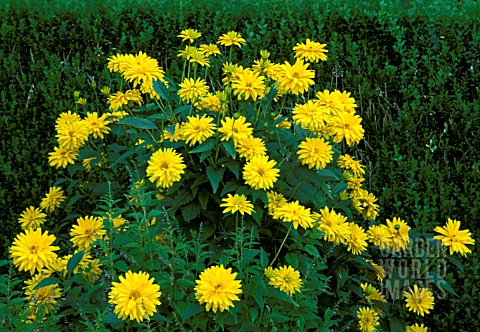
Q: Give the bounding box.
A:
[270,224,292,266]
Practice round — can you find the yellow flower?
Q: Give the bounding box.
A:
[194,265,242,313]
[146,148,186,188]
[178,29,201,43]
[108,271,161,323]
[366,224,393,250]
[267,265,302,296]
[24,272,62,318]
[361,283,386,303]
[404,285,434,316]
[108,90,143,111]
[243,155,279,190]
[297,137,333,170]
[70,216,106,250]
[232,69,266,101]
[218,31,246,47]
[177,45,198,60]
[199,43,221,57]
[316,89,342,114]
[406,323,428,332]
[122,51,166,89]
[199,93,226,113]
[189,50,210,67]
[107,53,135,73]
[163,123,185,142]
[40,186,65,213]
[84,112,111,139]
[10,228,59,275]
[365,259,385,281]
[82,157,103,171]
[178,77,209,103]
[56,120,89,150]
[75,97,87,107]
[18,206,46,230]
[433,218,475,256]
[338,154,365,177]
[264,266,276,279]
[218,116,253,145]
[330,112,365,146]
[356,306,379,332]
[332,89,357,113]
[386,217,411,252]
[100,86,111,95]
[252,59,282,80]
[292,100,330,131]
[222,62,244,85]
[48,145,78,168]
[56,252,102,282]
[273,200,314,230]
[354,189,380,221]
[266,191,288,216]
[278,59,315,95]
[220,194,254,215]
[315,207,350,244]
[55,110,81,129]
[293,38,328,62]
[181,114,216,146]
[236,135,267,160]
[345,223,368,255]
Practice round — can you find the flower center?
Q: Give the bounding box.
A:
[161,162,169,170]
[131,290,141,300]
[30,245,38,254]
[214,284,222,290]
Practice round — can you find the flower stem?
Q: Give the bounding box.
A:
[270,224,292,266]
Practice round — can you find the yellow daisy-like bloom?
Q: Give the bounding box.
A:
[84,112,111,139]
[252,59,282,80]
[106,110,128,122]
[345,222,368,255]
[56,252,103,282]
[147,148,186,188]
[232,69,266,101]
[40,186,65,213]
[293,38,328,62]
[316,89,342,114]
[10,228,59,275]
[361,283,386,303]
[82,157,103,171]
[386,217,411,252]
[273,200,314,230]
[48,145,78,168]
[332,89,357,113]
[107,53,135,73]
[199,43,221,57]
[292,100,330,131]
[330,112,365,146]
[433,218,475,256]
[264,266,276,279]
[406,323,428,332]
[181,114,216,146]
[122,51,166,89]
[56,120,89,150]
[236,135,267,160]
[194,265,242,313]
[18,206,47,230]
[178,45,198,60]
[267,265,302,296]
[278,59,315,95]
[163,123,185,142]
[354,189,380,220]
[24,272,62,318]
[218,116,253,145]
[189,50,210,67]
[365,259,385,281]
[199,93,225,113]
[55,110,81,129]
[266,191,288,216]
[108,90,143,111]
[404,285,435,316]
[75,97,87,107]
[297,137,333,170]
[222,62,244,86]
[178,77,209,104]
[356,306,380,332]
[70,216,106,250]
[367,224,393,250]
[243,155,280,190]
[108,271,161,323]
[178,29,201,43]
[338,154,365,177]
[220,194,254,215]
[315,207,350,244]
[100,86,111,95]
[218,31,246,47]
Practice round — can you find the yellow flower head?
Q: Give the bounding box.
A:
[108,271,161,323]
[243,155,279,190]
[194,265,242,313]
[236,135,267,160]
[330,112,365,146]
[356,306,379,332]
[267,265,302,296]
[433,218,475,256]
[121,51,166,88]
[218,31,246,47]
[189,50,210,67]
[84,112,111,139]
[24,272,62,318]
[338,154,365,177]
[332,89,357,113]
[48,145,78,169]
[266,191,288,216]
[199,43,221,57]
[218,116,253,145]
[178,29,201,43]
[361,283,386,303]
[293,38,328,62]
[10,228,59,275]
[232,69,266,101]
[146,148,186,188]
[55,110,81,129]
[108,90,143,111]
[316,89,342,114]
[272,200,314,230]
[18,206,46,230]
[70,216,106,250]
[292,100,330,131]
[56,120,89,150]
[297,137,333,170]
[404,284,435,316]
[367,224,393,250]
[315,207,350,244]
[222,62,244,86]
[406,323,428,332]
[199,92,227,113]
[386,217,411,252]
[345,222,368,255]
[178,77,209,104]
[181,114,216,146]
[278,59,315,95]
[178,45,198,60]
[40,186,65,213]
[220,194,254,215]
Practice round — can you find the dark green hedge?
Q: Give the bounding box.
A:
[1,0,479,329]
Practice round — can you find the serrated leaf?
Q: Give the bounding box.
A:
[198,192,209,210]
[181,303,204,321]
[224,161,240,179]
[189,138,215,154]
[206,166,224,194]
[34,277,59,290]
[117,116,157,129]
[114,260,129,272]
[152,79,170,101]
[67,250,84,275]
[221,140,236,159]
[182,202,201,221]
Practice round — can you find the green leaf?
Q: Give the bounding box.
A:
[189,138,215,154]
[447,255,464,273]
[221,140,236,159]
[428,272,457,296]
[117,116,157,130]
[103,313,123,324]
[320,308,337,332]
[181,303,204,321]
[67,250,84,274]
[206,166,224,194]
[260,248,268,268]
[66,194,82,207]
[152,79,170,101]
[224,161,240,179]
[389,315,406,332]
[198,191,209,210]
[182,202,201,221]
[34,278,59,290]
[114,260,129,273]
[0,260,9,268]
